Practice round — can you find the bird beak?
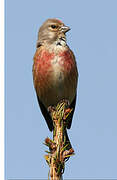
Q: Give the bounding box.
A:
[60,26,70,33]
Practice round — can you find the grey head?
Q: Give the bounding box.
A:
[37,18,70,48]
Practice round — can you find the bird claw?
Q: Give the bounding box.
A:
[59,99,70,106]
[64,108,71,114]
[63,108,73,120]
[48,106,56,113]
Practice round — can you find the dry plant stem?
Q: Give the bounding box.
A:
[44,101,74,180]
[50,119,63,180]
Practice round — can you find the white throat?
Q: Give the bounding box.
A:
[56,37,67,47]
[46,37,67,53]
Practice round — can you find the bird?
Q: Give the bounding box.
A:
[33,18,78,134]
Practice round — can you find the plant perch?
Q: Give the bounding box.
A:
[44,100,75,180]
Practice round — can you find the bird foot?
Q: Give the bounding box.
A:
[63,108,73,120]
[48,106,56,113]
[59,99,70,106]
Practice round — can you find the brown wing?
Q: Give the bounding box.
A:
[65,48,78,129]
[33,48,53,131]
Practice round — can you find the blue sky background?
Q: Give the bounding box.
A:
[5,0,117,179]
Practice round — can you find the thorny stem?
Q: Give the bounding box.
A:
[44,101,74,180]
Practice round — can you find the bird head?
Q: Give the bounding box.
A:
[37,19,70,47]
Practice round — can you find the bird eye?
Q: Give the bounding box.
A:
[51,25,57,29]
